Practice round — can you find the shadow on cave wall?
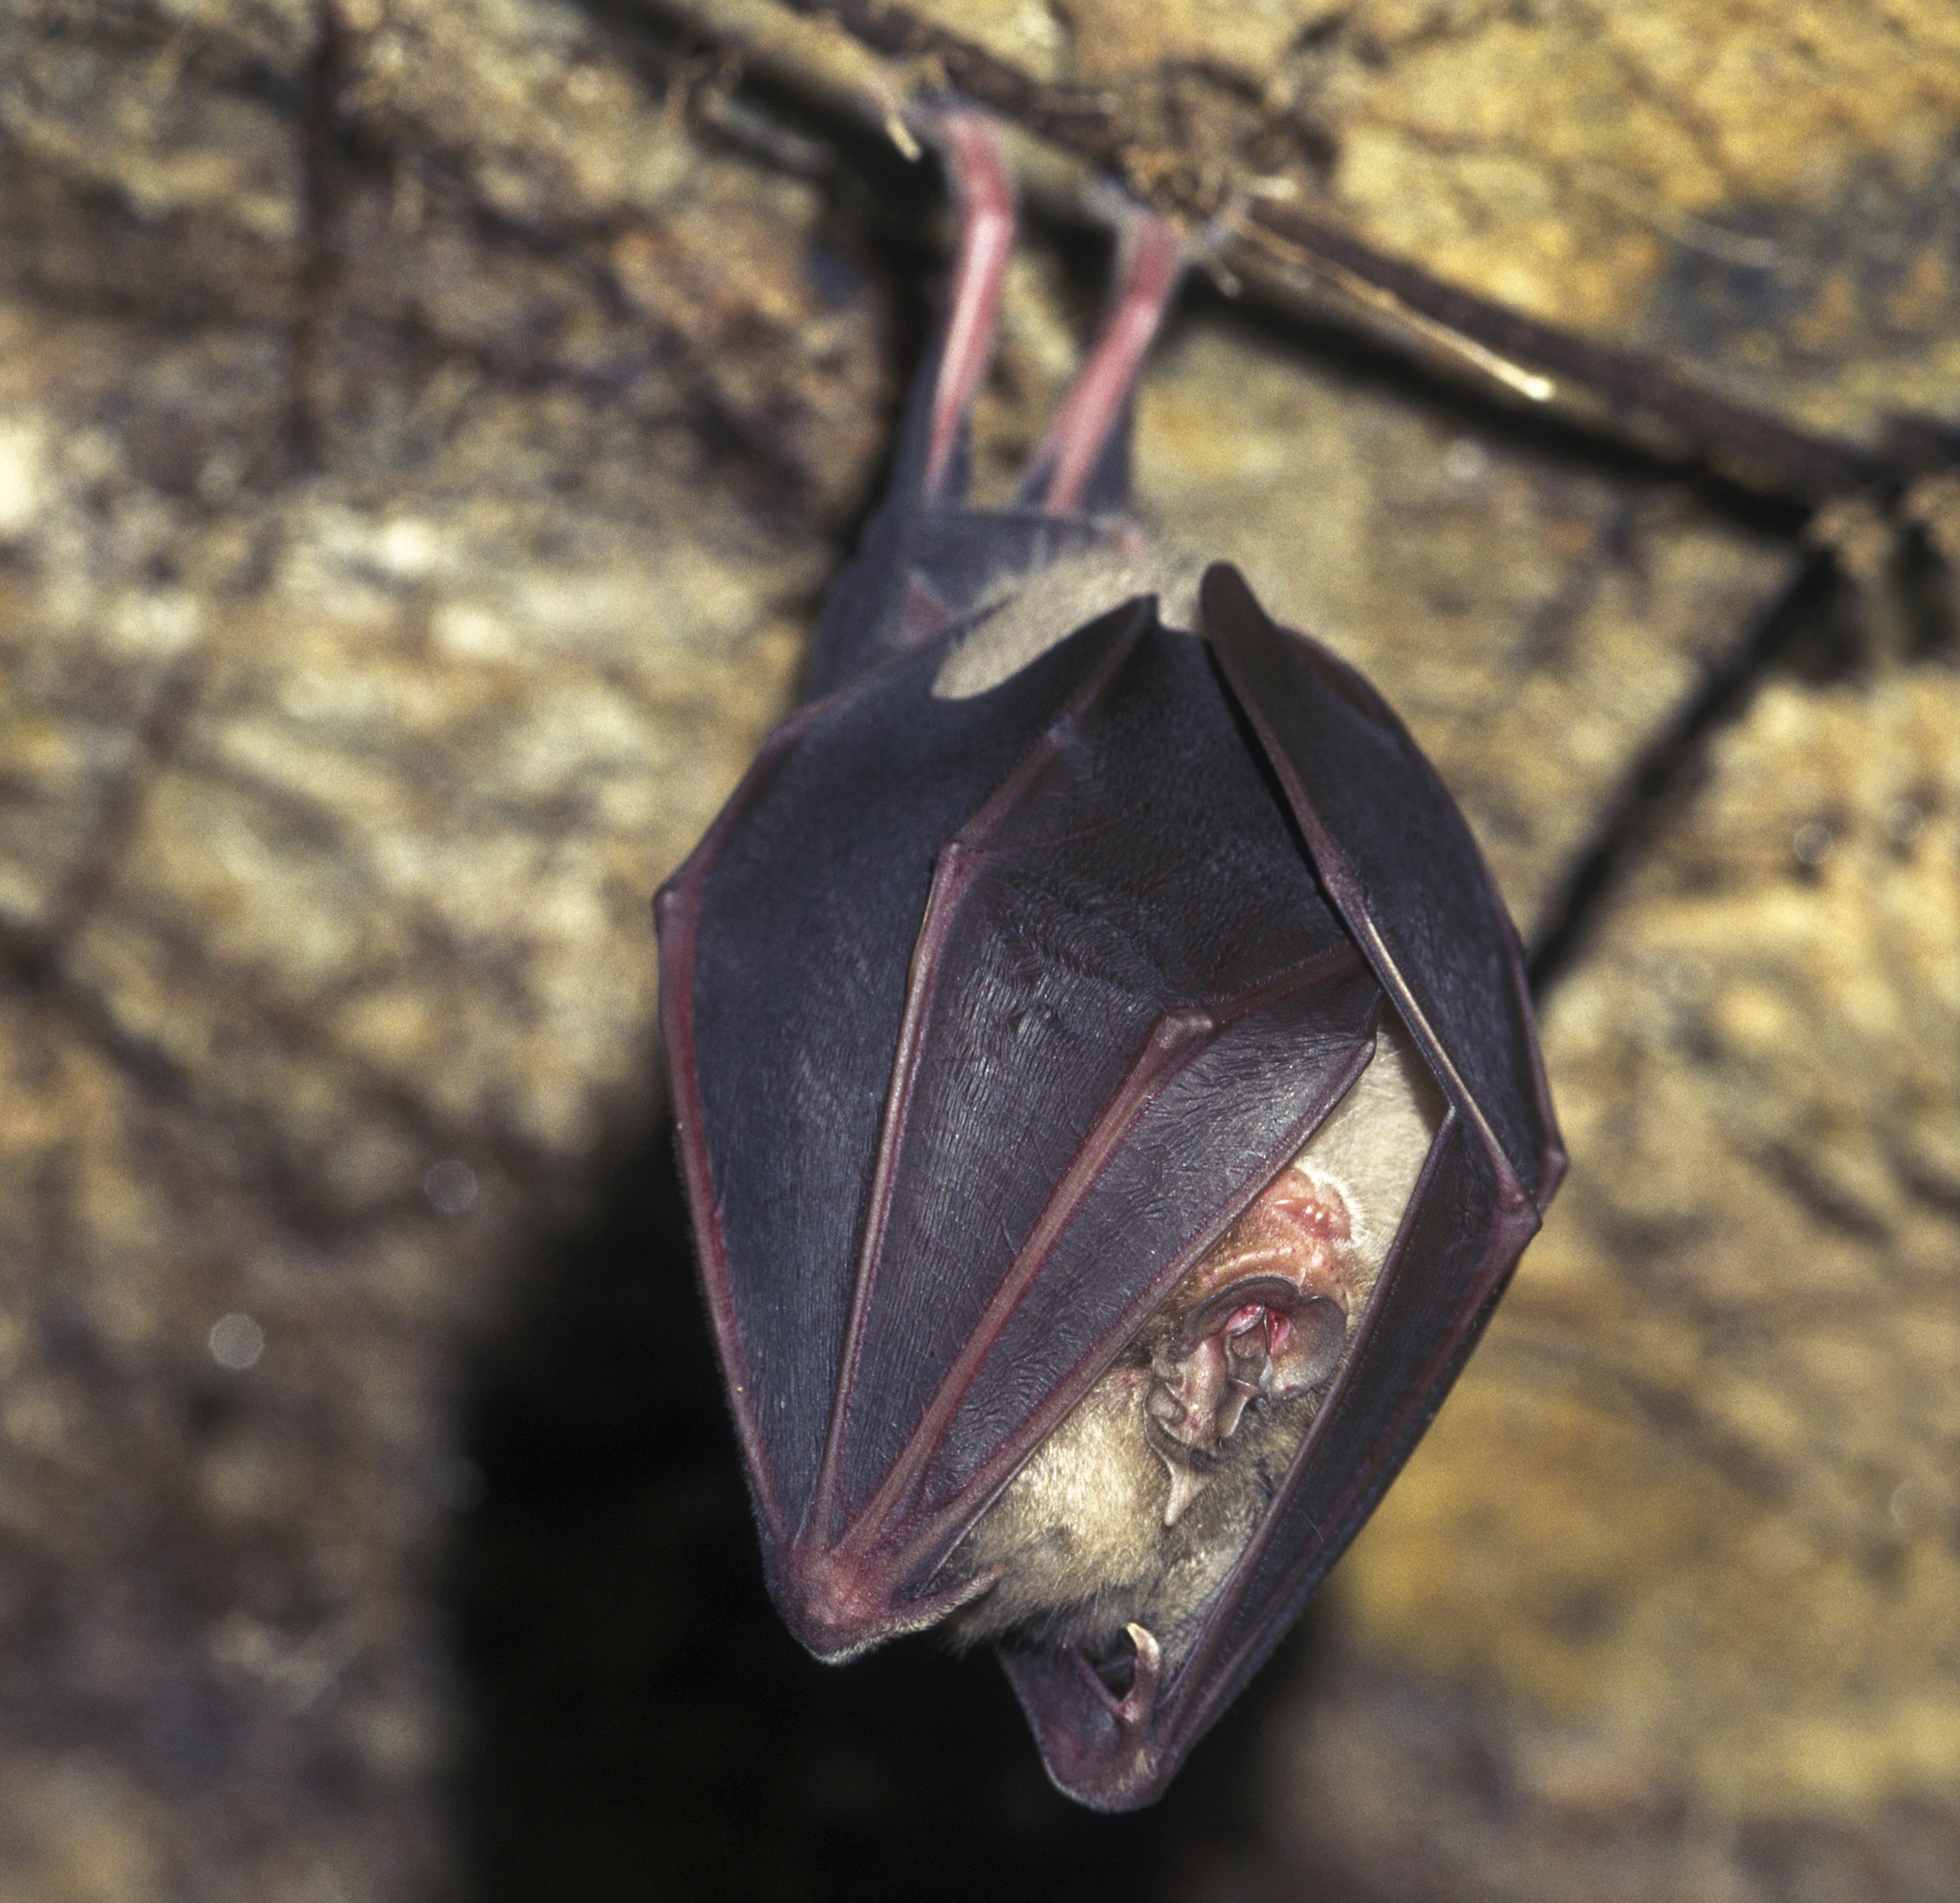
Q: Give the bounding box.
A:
[440,1118,1341,1902]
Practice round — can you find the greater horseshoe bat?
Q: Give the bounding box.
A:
[655,112,1565,1810]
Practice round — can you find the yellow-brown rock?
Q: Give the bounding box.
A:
[0,1,1953,1897]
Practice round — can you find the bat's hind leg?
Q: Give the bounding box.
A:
[925,109,1187,523]
[1017,212,1186,518]
[920,111,1019,508]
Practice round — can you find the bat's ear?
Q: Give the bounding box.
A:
[1200,564,1565,1204]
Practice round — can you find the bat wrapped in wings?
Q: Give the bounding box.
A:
[655,113,1564,1810]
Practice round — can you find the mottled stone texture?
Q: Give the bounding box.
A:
[0,2,880,1896]
[0,2,1954,1900]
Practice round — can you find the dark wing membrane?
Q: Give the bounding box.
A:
[657,604,1149,1548]
[834,622,1378,1537]
[996,572,1566,1810]
[667,599,1390,1659]
[1200,564,1565,1203]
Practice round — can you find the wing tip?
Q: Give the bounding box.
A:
[769,1535,996,1663]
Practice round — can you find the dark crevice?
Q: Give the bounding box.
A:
[0,910,200,1104]
[1524,544,1842,1001]
[444,1120,1340,1900]
[289,1,354,474]
[1759,1142,1897,1245]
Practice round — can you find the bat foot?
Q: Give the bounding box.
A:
[1070,1622,1163,1732]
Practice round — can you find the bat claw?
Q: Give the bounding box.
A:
[1072,1623,1164,1730]
[1158,1454,1212,1528]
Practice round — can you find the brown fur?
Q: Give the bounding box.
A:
[931,546,1203,699]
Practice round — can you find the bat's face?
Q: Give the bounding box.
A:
[655,115,1563,1809]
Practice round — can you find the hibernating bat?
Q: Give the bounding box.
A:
[655,112,1564,1810]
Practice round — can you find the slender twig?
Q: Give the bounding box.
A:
[1524,547,1839,1000]
[736,0,1881,504]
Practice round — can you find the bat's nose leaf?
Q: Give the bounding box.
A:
[1200,563,1564,1202]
